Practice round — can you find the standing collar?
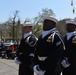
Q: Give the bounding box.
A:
[66,31,76,40]
[42,28,56,39]
[24,32,32,39]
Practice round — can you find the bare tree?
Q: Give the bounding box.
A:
[34,8,55,24]
[4,10,22,40]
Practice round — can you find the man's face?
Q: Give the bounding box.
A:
[23,26,32,34]
[43,19,56,31]
[66,24,76,32]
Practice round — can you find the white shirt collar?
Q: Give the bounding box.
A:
[24,32,32,39]
[66,31,76,40]
[42,28,56,39]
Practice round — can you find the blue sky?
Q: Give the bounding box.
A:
[0,0,76,23]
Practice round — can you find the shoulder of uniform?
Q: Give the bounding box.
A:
[46,31,58,43]
[27,34,36,39]
[54,31,62,39]
[25,34,37,47]
[51,31,63,43]
[50,30,61,40]
[29,34,35,37]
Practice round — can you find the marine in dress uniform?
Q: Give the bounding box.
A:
[14,22,37,75]
[61,20,76,75]
[34,16,64,75]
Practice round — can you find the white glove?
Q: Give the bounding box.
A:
[29,53,34,57]
[33,65,45,75]
[61,58,70,68]
[14,57,21,65]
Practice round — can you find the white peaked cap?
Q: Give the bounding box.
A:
[43,16,58,23]
[23,22,33,27]
[66,19,76,25]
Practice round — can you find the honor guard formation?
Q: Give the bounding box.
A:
[13,16,76,75]
[0,15,75,75]
[1,1,76,75]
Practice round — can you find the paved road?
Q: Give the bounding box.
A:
[0,58,36,75]
[0,59,18,75]
[0,58,62,75]
[0,58,18,75]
